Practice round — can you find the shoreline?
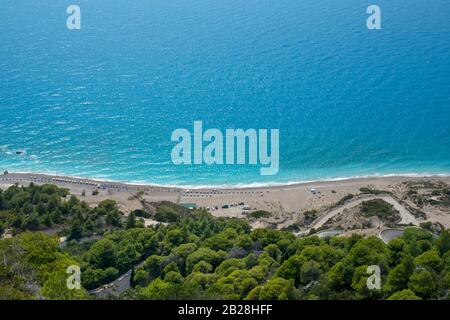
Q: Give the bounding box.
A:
[2,171,450,230]
[2,170,450,191]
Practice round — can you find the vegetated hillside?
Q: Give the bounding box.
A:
[1,184,450,300]
[0,183,125,239]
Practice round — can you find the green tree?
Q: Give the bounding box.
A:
[126,212,137,229]
[69,219,83,240]
[215,258,246,277]
[414,250,443,272]
[165,271,183,284]
[117,244,140,271]
[185,272,219,291]
[403,227,433,243]
[163,261,179,275]
[264,244,283,262]
[138,279,174,299]
[235,235,254,251]
[326,262,349,290]
[25,213,40,231]
[387,289,422,300]
[192,261,213,273]
[42,214,52,228]
[186,248,221,273]
[246,277,299,300]
[166,228,186,246]
[40,269,89,300]
[0,192,5,210]
[32,192,41,205]
[383,260,413,295]
[408,270,437,299]
[213,269,257,299]
[144,255,166,279]
[134,269,149,287]
[346,238,390,270]
[436,230,450,255]
[300,260,321,285]
[388,238,407,264]
[47,195,60,212]
[106,211,121,227]
[85,239,118,269]
[36,202,46,215]
[83,217,95,234]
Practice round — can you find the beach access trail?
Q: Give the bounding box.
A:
[308,195,419,232]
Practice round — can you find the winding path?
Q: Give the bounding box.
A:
[89,261,145,298]
[296,195,419,236]
[89,270,133,298]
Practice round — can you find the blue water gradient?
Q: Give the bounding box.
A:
[1,1,449,186]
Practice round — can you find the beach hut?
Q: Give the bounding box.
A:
[180,203,198,210]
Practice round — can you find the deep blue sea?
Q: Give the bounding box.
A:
[1,0,449,187]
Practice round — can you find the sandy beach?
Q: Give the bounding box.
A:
[1,172,449,231]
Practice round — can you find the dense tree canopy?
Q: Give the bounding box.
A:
[0,184,126,239]
[1,184,450,300]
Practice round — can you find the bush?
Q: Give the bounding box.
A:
[336,194,354,206]
[154,205,179,222]
[132,209,151,219]
[359,187,391,195]
[248,211,272,219]
[360,199,400,223]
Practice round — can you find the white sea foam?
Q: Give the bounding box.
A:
[4,170,450,190]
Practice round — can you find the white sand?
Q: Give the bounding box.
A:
[1,172,449,230]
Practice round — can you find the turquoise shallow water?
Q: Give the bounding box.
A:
[1,1,449,186]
